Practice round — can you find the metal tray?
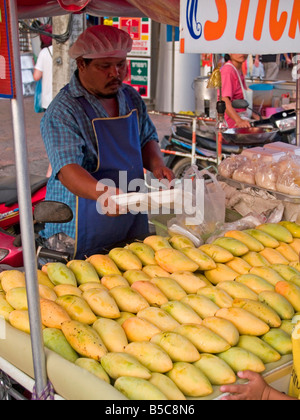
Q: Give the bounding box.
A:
[221,127,279,145]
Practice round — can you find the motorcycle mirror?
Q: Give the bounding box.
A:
[232,99,249,109]
[33,201,73,224]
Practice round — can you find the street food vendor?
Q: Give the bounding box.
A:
[40,25,174,259]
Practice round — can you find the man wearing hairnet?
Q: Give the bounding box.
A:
[40,25,174,259]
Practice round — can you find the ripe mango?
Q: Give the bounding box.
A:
[280,320,294,335]
[137,307,180,332]
[289,238,300,254]
[256,223,293,244]
[161,301,203,325]
[123,270,151,284]
[204,263,239,285]
[52,285,81,298]
[275,281,300,312]
[213,237,249,257]
[155,248,199,273]
[115,376,167,400]
[232,298,281,328]
[199,244,234,263]
[39,284,57,302]
[101,275,129,289]
[149,373,186,400]
[75,358,110,383]
[40,298,71,329]
[9,310,30,334]
[144,235,172,251]
[197,286,233,308]
[151,332,200,363]
[226,257,251,275]
[37,270,55,289]
[225,231,264,252]
[62,320,107,361]
[79,282,107,293]
[56,295,97,325]
[150,277,187,301]
[218,347,265,373]
[0,296,14,321]
[279,221,300,238]
[216,307,270,336]
[175,324,230,354]
[201,316,240,347]
[238,335,281,364]
[259,291,295,320]
[66,260,100,285]
[109,286,149,313]
[142,265,171,278]
[236,273,275,294]
[115,312,135,326]
[276,242,299,262]
[271,264,300,282]
[83,288,120,318]
[260,248,289,266]
[170,271,207,294]
[169,235,195,250]
[125,341,173,373]
[43,328,78,363]
[86,254,121,277]
[6,287,28,310]
[109,248,143,271]
[217,281,259,301]
[181,295,220,319]
[289,276,300,288]
[166,362,213,397]
[93,318,128,352]
[262,328,293,355]
[131,281,168,307]
[43,263,77,287]
[122,317,161,342]
[127,242,156,265]
[245,229,280,248]
[194,354,236,386]
[0,270,26,292]
[250,267,285,286]
[181,248,216,271]
[242,252,270,268]
[101,352,151,380]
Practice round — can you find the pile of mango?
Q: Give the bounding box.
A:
[1,221,300,400]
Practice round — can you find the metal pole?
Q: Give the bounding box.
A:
[297,54,300,147]
[9,0,48,398]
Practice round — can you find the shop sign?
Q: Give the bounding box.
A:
[0,0,14,98]
[113,17,152,57]
[124,58,151,99]
[180,0,300,54]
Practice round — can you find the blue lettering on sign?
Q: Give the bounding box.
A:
[186,0,202,40]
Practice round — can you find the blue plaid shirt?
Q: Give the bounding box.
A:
[40,71,158,239]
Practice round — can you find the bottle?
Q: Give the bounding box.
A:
[215,100,228,165]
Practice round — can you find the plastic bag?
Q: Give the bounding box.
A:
[34,79,44,113]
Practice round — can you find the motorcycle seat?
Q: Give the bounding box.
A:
[0,175,48,207]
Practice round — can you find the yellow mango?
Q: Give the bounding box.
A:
[142,265,171,278]
[43,328,78,363]
[289,276,300,288]
[109,248,143,271]
[290,238,300,254]
[256,223,293,244]
[83,288,120,318]
[37,270,55,289]
[150,332,200,363]
[225,230,264,252]
[86,254,121,277]
[245,229,280,248]
[262,328,293,355]
[280,320,294,336]
[279,221,300,238]
[175,324,230,354]
[181,294,220,319]
[61,320,107,361]
[101,275,129,289]
[216,307,270,336]
[53,284,81,298]
[66,260,100,285]
[127,242,157,265]
[238,335,281,364]
[56,295,97,325]
[150,277,187,301]
[79,282,107,293]
[9,310,30,334]
[115,312,135,326]
[43,263,77,287]
[194,272,214,286]
[167,362,213,397]
[226,257,252,275]
[40,298,71,329]
[144,235,172,251]
[155,248,199,273]
[213,237,249,257]
[75,358,110,383]
[197,286,233,308]
[236,274,275,294]
[276,242,299,262]
[194,354,236,386]
[122,317,161,342]
[271,264,300,281]
[101,352,151,380]
[6,287,28,310]
[260,248,289,266]
[39,284,57,302]
[250,267,285,286]
[170,271,207,294]
[0,296,14,321]
[218,347,265,373]
[275,281,300,312]
[259,291,295,320]
[0,270,26,292]
[217,281,259,301]
[125,341,173,373]
[161,301,203,325]
[93,318,128,352]
[109,286,149,314]
[199,244,234,263]
[232,298,281,328]
[115,376,167,400]
[181,248,216,271]
[131,281,168,307]
[204,263,239,285]
[123,270,151,285]
[149,373,186,400]
[137,307,180,332]
[242,252,270,267]
[169,235,195,250]
[202,316,240,347]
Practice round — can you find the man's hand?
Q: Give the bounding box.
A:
[220,371,271,401]
[152,165,175,183]
[142,140,175,184]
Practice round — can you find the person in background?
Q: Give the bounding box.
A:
[254,54,292,80]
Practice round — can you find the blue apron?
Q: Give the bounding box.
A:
[74,91,149,259]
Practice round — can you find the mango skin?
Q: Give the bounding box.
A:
[225,231,264,252]
[279,221,300,238]
[101,275,130,289]
[238,335,281,364]
[0,270,26,293]
[6,287,28,310]
[122,317,161,342]
[232,298,282,328]
[181,294,220,319]
[150,277,187,301]
[9,310,31,334]
[242,252,270,268]
[155,248,199,273]
[202,316,240,347]
[142,265,171,278]
[213,237,249,257]
[149,373,186,400]
[56,295,97,325]
[125,341,173,373]
[75,358,110,383]
[43,328,78,363]
[258,291,295,320]
[216,307,270,336]
[43,263,77,287]
[197,286,233,308]
[250,267,285,286]
[260,248,289,266]
[204,264,239,285]
[67,260,100,285]
[123,270,151,285]
[199,244,234,263]
[109,248,143,271]
[53,285,81,298]
[226,257,251,275]
[127,242,157,266]
[276,243,299,262]
[0,296,14,321]
[40,298,71,329]
[161,301,203,325]
[170,271,207,294]
[137,307,180,332]
[150,332,200,363]
[169,235,195,250]
[83,288,120,318]
[256,223,293,244]
[115,376,167,401]
[271,264,300,282]
[93,318,128,352]
[194,354,236,386]
[218,347,265,373]
[101,352,151,380]
[236,274,275,294]
[144,235,172,251]
[87,254,121,277]
[275,281,300,312]
[181,248,216,271]
[131,281,168,307]
[245,229,280,248]
[262,328,293,355]
[217,281,258,301]
[109,286,149,314]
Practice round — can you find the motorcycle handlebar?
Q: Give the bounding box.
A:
[37,246,71,263]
